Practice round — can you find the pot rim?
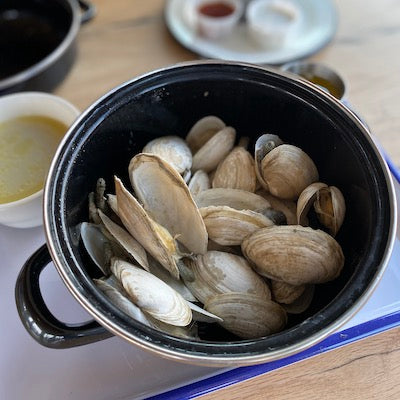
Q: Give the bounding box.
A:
[0,0,81,92]
[43,60,398,366]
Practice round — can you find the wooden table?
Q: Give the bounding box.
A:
[56,1,400,398]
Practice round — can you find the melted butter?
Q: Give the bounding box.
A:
[0,115,67,204]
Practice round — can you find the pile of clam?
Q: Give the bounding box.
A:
[81,115,346,340]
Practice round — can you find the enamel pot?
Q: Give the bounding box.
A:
[15,61,397,366]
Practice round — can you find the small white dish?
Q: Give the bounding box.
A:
[0,92,79,228]
[246,0,301,49]
[165,0,338,64]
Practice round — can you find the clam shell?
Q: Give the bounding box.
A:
[195,188,270,211]
[314,186,346,236]
[129,153,208,255]
[80,222,112,275]
[106,194,119,216]
[200,205,274,246]
[94,277,153,326]
[186,115,226,153]
[147,256,197,302]
[188,169,210,197]
[98,210,150,272]
[256,190,297,225]
[297,182,328,226]
[142,135,192,177]
[192,126,236,173]
[258,144,319,200]
[184,251,271,304]
[242,225,345,285]
[212,147,257,192]
[205,292,287,339]
[270,280,306,304]
[115,176,180,279]
[111,259,192,326]
[282,285,315,314]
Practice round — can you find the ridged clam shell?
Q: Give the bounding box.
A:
[184,251,271,304]
[282,285,315,314]
[129,153,208,255]
[111,259,192,326]
[186,115,226,153]
[192,126,236,173]
[258,144,319,200]
[212,147,257,192]
[242,225,344,285]
[270,280,306,304]
[205,292,287,339]
[200,205,274,246]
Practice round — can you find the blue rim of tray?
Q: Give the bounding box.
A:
[148,157,400,400]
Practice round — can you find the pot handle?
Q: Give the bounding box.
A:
[78,0,97,24]
[15,244,113,349]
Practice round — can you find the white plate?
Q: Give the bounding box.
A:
[164,0,338,64]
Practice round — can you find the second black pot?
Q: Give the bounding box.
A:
[0,0,95,94]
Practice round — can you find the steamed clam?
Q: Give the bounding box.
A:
[255,134,319,200]
[297,183,346,236]
[81,114,347,342]
[205,293,287,339]
[242,225,344,285]
[183,251,271,304]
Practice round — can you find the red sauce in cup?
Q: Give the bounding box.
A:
[199,2,235,18]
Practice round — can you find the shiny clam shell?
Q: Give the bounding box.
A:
[111,259,192,327]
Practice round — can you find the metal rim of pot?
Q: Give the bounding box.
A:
[16,60,397,366]
[0,0,95,93]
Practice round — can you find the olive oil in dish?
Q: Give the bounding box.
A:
[0,115,67,204]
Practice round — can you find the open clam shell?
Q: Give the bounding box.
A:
[205,292,287,339]
[115,176,180,279]
[111,259,192,327]
[98,210,150,272]
[242,225,345,285]
[129,153,208,255]
[184,251,271,304]
[185,115,226,153]
[142,135,192,178]
[200,205,274,246]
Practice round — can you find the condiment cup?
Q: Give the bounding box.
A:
[185,0,244,40]
[246,0,301,49]
[0,92,79,228]
[281,61,347,101]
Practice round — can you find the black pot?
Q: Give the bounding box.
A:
[0,0,95,94]
[15,61,397,366]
